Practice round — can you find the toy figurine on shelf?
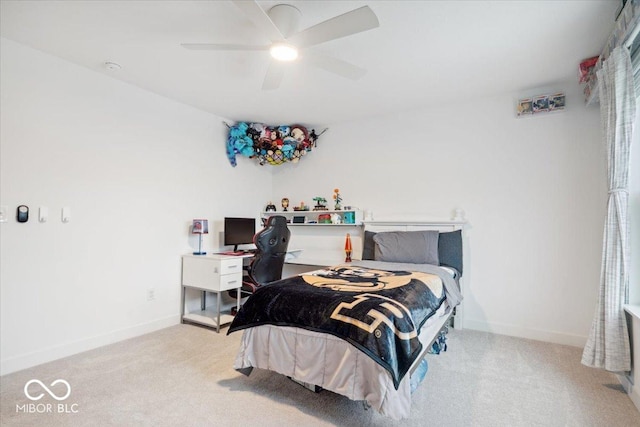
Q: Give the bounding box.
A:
[281,198,290,211]
[345,233,352,262]
[293,201,309,211]
[313,197,328,211]
[333,188,342,210]
[265,202,277,212]
[318,213,332,224]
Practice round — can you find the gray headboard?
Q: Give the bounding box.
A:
[362,220,465,275]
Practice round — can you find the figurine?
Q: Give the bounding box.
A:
[333,188,342,210]
[281,198,290,212]
[293,201,309,211]
[265,202,276,212]
[318,213,332,224]
[331,213,342,224]
[313,197,328,211]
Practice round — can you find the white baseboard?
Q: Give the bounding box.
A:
[0,315,180,376]
[630,383,640,413]
[463,318,587,347]
[617,373,632,393]
[619,373,640,413]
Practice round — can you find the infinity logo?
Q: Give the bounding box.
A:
[24,379,71,401]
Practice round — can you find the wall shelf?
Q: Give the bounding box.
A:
[261,209,363,226]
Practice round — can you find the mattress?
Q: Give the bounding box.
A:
[233,301,452,420]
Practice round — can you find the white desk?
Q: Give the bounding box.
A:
[180,253,252,332]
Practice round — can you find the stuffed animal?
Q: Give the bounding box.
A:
[227,122,320,166]
[227,122,254,166]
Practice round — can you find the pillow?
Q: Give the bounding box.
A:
[362,231,376,260]
[438,230,463,275]
[363,229,464,275]
[373,230,439,265]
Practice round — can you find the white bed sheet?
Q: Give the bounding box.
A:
[233,302,451,420]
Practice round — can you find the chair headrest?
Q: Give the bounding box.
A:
[255,215,290,253]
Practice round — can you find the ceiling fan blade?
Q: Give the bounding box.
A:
[287,6,379,49]
[181,43,269,51]
[262,61,285,90]
[304,52,367,80]
[232,0,285,42]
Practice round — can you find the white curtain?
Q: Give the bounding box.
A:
[582,46,636,372]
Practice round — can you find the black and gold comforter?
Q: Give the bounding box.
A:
[228,263,457,389]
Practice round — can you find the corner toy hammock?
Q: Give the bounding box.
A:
[225,122,326,166]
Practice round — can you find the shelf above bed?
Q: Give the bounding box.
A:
[363,219,466,232]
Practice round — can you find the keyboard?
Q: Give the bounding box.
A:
[217,250,256,256]
[218,251,246,256]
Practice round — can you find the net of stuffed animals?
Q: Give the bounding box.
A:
[226,122,320,166]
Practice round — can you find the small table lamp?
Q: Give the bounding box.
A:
[192,219,208,255]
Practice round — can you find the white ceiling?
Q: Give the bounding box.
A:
[0,0,619,126]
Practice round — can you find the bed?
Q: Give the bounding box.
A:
[227,220,465,420]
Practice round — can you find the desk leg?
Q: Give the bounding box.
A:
[180,286,185,324]
[201,291,206,311]
[216,291,221,333]
[236,287,241,313]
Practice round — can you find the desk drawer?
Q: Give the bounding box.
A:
[218,258,243,275]
[182,271,242,292]
[219,273,242,292]
[182,256,244,291]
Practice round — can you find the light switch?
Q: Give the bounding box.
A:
[39,207,48,223]
[0,206,7,223]
[62,207,71,223]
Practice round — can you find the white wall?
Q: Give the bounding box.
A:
[0,38,271,375]
[272,80,607,346]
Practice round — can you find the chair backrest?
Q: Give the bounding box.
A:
[248,215,291,286]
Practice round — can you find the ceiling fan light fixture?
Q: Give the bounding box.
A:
[270,43,298,61]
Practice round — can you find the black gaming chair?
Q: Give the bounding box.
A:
[233,215,290,298]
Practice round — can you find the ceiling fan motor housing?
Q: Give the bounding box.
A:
[268,4,302,38]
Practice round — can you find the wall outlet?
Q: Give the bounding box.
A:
[146,288,155,301]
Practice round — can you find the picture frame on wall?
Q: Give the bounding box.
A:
[532,95,549,113]
[517,98,533,116]
[517,91,566,117]
[549,92,566,111]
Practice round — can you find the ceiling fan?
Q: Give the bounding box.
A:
[181,1,380,90]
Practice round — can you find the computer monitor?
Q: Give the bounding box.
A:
[224,217,256,252]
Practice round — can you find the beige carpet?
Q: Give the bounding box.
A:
[1,325,639,427]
